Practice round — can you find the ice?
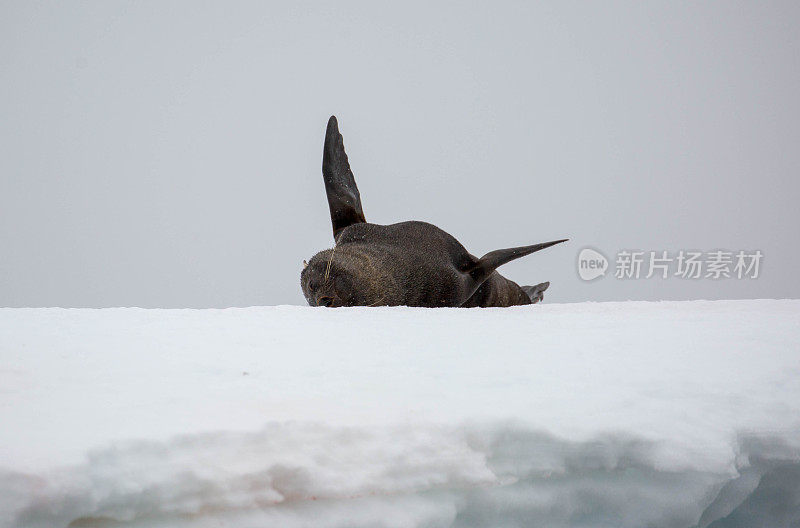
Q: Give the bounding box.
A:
[1,300,799,527]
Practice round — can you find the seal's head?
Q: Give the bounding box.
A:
[300,248,383,307]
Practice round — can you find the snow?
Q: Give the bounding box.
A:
[1,300,799,528]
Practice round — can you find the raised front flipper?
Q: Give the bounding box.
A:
[323,116,366,239]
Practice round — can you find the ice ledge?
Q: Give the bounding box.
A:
[1,300,799,527]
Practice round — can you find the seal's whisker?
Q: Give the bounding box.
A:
[367,296,386,307]
[324,234,341,282]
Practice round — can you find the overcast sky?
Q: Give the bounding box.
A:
[1,1,798,307]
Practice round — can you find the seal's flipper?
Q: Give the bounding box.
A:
[522,281,549,304]
[470,239,568,282]
[323,116,366,238]
[463,239,567,300]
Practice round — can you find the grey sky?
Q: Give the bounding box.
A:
[1,1,798,307]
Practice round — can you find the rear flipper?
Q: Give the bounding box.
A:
[521,281,550,304]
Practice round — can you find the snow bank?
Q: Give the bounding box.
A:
[1,300,799,527]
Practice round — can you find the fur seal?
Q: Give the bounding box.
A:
[300,116,567,308]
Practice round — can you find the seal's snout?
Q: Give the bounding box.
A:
[316,295,335,307]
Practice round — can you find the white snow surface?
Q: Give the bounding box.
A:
[1,300,799,528]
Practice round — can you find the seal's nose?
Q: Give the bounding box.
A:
[316,295,334,307]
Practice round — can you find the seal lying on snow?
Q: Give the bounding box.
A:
[300,116,567,307]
